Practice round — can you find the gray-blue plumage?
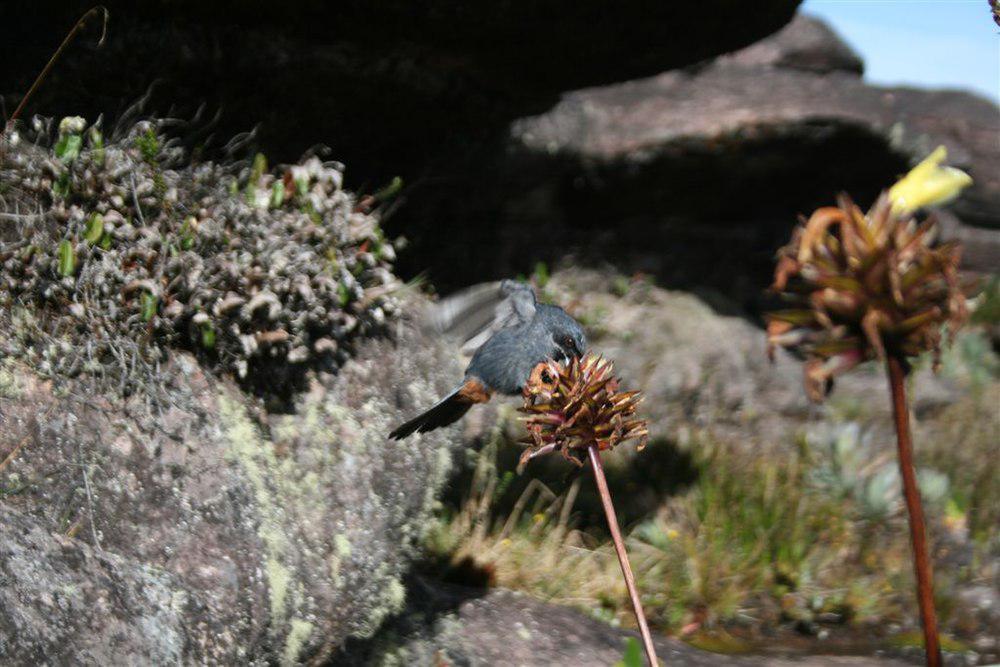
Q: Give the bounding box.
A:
[389,281,586,439]
[467,303,586,394]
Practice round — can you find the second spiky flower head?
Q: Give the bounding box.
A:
[767,147,973,401]
[518,353,648,472]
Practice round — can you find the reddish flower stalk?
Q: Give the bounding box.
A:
[767,149,971,666]
[888,356,942,667]
[520,354,658,666]
[587,442,659,666]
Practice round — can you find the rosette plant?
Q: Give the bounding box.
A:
[767,147,972,667]
[519,353,657,666]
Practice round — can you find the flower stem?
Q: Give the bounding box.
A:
[887,355,941,667]
[587,442,659,666]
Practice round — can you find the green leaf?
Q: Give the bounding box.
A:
[295,176,309,197]
[55,134,82,162]
[201,323,216,349]
[53,172,71,198]
[180,216,197,250]
[615,638,643,667]
[533,261,550,288]
[337,283,351,307]
[88,127,105,165]
[99,233,112,250]
[57,239,77,277]
[84,213,104,244]
[88,127,104,150]
[140,291,158,322]
[245,153,268,203]
[270,180,286,208]
[250,153,268,181]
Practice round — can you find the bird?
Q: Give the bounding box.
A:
[389,279,587,439]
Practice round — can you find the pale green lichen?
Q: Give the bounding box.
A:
[384,578,406,614]
[281,618,315,667]
[218,393,300,630]
[216,350,459,658]
[334,534,352,558]
[266,560,293,626]
[0,361,22,398]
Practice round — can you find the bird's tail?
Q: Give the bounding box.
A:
[389,378,491,440]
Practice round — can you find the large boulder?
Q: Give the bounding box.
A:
[3,1,801,173]
[720,13,864,75]
[0,318,465,663]
[389,15,999,301]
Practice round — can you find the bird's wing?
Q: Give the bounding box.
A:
[427,280,537,355]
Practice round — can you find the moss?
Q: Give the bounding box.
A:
[888,631,969,653]
[683,631,753,655]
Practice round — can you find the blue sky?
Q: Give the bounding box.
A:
[803,0,999,102]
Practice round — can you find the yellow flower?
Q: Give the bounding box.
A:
[888,146,972,214]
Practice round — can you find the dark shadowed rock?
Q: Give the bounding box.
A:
[511,65,999,229]
[0,316,464,663]
[490,43,1000,307]
[369,16,995,300]
[3,1,801,172]
[722,13,865,75]
[3,1,801,296]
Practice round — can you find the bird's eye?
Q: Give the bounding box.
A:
[561,335,575,349]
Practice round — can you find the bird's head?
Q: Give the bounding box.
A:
[548,310,587,362]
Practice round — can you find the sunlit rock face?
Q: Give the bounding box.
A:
[0,318,464,663]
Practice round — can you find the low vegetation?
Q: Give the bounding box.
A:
[1,116,402,399]
[425,327,999,653]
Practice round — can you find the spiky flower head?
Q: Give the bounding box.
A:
[767,147,972,402]
[518,353,648,471]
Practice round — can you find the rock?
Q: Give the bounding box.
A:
[338,579,913,666]
[721,13,865,75]
[543,268,964,455]
[0,505,202,664]
[387,16,996,300]
[3,1,801,298]
[510,66,999,221]
[0,316,464,663]
[3,1,801,170]
[493,44,1000,306]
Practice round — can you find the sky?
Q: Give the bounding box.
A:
[803,0,1000,102]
